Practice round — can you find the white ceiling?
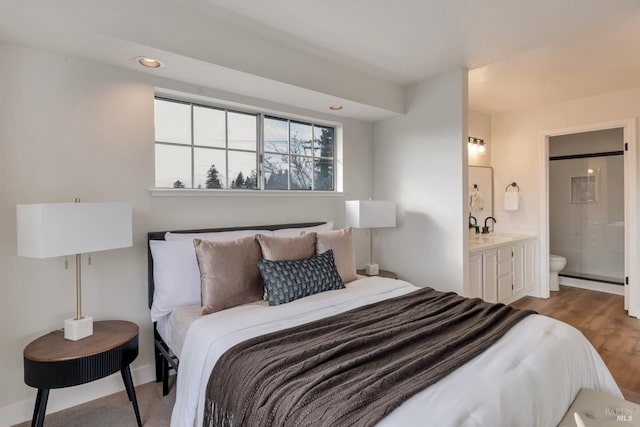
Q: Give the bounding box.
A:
[2,0,640,120]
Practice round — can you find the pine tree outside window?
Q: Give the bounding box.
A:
[154,97,258,189]
[154,97,335,191]
[263,117,334,191]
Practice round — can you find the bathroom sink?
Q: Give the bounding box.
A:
[469,233,535,252]
[482,236,512,244]
[469,235,512,246]
[485,232,529,240]
[468,232,535,251]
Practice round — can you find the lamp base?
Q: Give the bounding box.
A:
[365,263,379,276]
[64,316,93,341]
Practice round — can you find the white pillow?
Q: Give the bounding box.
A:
[149,240,201,322]
[272,221,333,237]
[164,229,273,241]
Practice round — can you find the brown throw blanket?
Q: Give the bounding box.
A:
[203,287,535,427]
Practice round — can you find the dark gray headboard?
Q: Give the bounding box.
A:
[147,222,325,309]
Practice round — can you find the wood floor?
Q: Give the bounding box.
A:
[511,285,640,403]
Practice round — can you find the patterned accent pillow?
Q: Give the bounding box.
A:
[257,250,345,306]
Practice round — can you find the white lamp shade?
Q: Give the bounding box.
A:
[17,202,133,258]
[345,200,396,229]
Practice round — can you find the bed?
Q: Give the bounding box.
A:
[148,223,622,427]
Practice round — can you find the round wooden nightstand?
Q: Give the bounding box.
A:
[23,320,141,427]
[357,269,398,279]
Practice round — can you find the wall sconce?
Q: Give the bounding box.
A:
[468,136,486,155]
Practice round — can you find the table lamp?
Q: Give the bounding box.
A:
[17,199,132,340]
[345,200,396,275]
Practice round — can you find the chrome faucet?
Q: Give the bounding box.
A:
[482,216,496,234]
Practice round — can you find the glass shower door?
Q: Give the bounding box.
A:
[549,154,624,284]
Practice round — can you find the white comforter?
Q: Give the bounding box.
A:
[171,277,621,427]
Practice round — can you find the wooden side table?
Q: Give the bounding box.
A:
[357,269,399,279]
[23,320,142,427]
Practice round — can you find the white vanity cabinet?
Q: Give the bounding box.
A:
[524,239,535,290]
[511,239,536,294]
[469,253,483,299]
[496,246,513,302]
[482,251,498,303]
[512,243,524,294]
[468,235,536,304]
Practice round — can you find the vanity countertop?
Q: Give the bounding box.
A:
[468,232,536,253]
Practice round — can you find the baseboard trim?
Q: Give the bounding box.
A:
[559,276,624,295]
[628,305,640,319]
[1,364,156,426]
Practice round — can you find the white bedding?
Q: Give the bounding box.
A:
[155,311,173,349]
[171,304,206,360]
[171,277,621,427]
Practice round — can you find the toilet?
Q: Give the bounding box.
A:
[549,254,567,291]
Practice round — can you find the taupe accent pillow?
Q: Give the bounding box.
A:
[316,228,357,283]
[256,232,317,261]
[194,237,264,315]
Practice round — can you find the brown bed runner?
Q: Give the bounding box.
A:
[203,287,535,427]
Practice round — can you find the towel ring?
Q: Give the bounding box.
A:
[505,182,520,192]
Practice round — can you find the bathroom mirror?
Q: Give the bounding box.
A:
[468,166,494,229]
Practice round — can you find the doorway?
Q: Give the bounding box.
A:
[540,119,637,316]
[549,128,624,291]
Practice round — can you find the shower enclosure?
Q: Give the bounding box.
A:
[549,128,624,285]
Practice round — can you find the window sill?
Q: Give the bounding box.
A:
[149,189,346,198]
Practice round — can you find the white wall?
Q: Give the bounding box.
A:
[491,85,640,307]
[373,69,468,294]
[0,43,375,424]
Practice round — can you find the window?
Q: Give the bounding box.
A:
[154,97,335,191]
[263,117,335,191]
[154,98,258,189]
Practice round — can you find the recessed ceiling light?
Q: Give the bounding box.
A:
[329,105,343,111]
[135,57,164,69]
